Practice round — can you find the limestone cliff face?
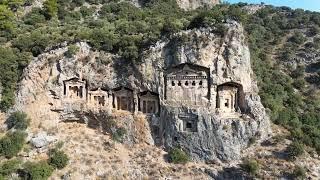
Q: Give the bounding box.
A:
[126,0,219,10]
[14,21,271,161]
[176,0,219,10]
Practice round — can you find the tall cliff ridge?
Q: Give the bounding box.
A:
[14,21,271,161]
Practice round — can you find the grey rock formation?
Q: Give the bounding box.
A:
[30,132,57,148]
[14,21,271,161]
[176,0,219,10]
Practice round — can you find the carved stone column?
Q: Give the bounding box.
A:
[82,85,86,100]
[133,90,138,114]
[114,95,117,110]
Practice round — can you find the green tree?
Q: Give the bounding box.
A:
[292,166,306,180]
[64,45,79,58]
[0,131,27,158]
[48,148,69,169]
[43,0,58,19]
[24,8,46,25]
[0,48,19,111]
[5,111,30,130]
[287,141,304,160]
[24,161,54,180]
[241,159,260,176]
[168,148,189,164]
[0,5,15,32]
[0,159,21,177]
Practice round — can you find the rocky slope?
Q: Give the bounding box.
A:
[12,121,320,179]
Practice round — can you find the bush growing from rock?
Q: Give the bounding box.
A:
[48,148,69,169]
[241,159,259,176]
[0,131,27,158]
[0,159,21,177]
[64,45,79,58]
[287,141,304,160]
[5,111,30,130]
[112,127,126,142]
[248,137,256,146]
[292,78,306,90]
[292,166,306,179]
[168,148,189,164]
[23,161,54,180]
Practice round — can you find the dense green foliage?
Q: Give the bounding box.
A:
[0,48,31,110]
[168,148,189,164]
[0,131,26,158]
[0,159,21,177]
[23,161,54,180]
[48,148,69,169]
[243,5,320,153]
[5,111,30,130]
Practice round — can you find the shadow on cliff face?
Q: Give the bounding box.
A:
[112,57,147,89]
[212,167,253,180]
[84,111,117,135]
[113,58,133,83]
[61,110,118,135]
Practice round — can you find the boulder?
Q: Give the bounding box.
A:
[30,132,57,148]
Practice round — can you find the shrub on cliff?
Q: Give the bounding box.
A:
[48,148,69,169]
[23,161,54,180]
[0,131,27,158]
[168,148,189,164]
[64,45,79,58]
[287,141,304,160]
[292,166,306,179]
[241,159,260,176]
[0,159,21,177]
[5,111,30,130]
[112,127,127,143]
[43,0,58,19]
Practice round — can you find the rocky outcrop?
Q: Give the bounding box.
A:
[14,21,271,161]
[176,0,219,10]
[30,131,57,148]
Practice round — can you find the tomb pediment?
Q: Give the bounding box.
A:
[88,88,108,95]
[64,77,85,84]
[166,63,208,80]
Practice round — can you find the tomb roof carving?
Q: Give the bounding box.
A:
[88,88,108,95]
[63,77,85,83]
[140,91,159,96]
[165,63,209,74]
[113,86,134,92]
[218,81,242,88]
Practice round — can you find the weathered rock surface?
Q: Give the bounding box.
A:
[176,0,219,10]
[30,131,57,148]
[14,21,271,161]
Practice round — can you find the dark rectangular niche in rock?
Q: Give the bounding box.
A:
[178,113,198,133]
